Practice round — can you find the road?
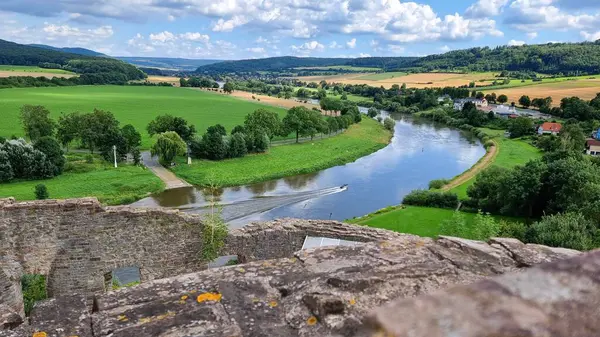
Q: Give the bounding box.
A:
[141,151,191,190]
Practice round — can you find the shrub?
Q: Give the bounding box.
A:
[0,150,14,182]
[402,190,459,209]
[34,136,66,175]
[428,179,449,189]
[484,140,495,149]
[21,274,47,316]
[527,212,599,251]
[439,211,468,238]
[499,220,527,242]
[35,184,49,200]
[228,132,247,158]
[132,148,142,166]
[85,154,94,163]
[0,139,54,181]
[383,117,396,131]
[472,211,500,240]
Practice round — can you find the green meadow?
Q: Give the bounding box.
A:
[449,128,542,198]
[348,205,520,238]
[0,86,287,149]
[0,65,75,74]
[173,118,391,187]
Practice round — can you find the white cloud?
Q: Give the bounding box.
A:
[291,40,325,55]
[388,44,405,54]
[179,32,210,43]
[329,41,342,49]
[505,0,600,32]
[465,0,509,18]
[247,47,266,53]
[440,45,451,52]
[507,39,525,46]
[346,38,357,49]
[149,31,176,43]
[359,53,371,57]
[212,15,249,32]
[581,31,600,41]
[527,32,538,39]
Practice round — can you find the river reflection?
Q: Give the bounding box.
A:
[132,114,485,228]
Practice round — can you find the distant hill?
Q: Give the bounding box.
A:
[402,41,600,74]
[196,41,600,75]
[116,57,221,71]
[0,39,145,82]
[28,44,107,57]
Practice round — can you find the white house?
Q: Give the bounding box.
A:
[453,98,488,111]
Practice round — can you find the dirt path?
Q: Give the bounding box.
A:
[442,141,498,192]
[141,151,191,190]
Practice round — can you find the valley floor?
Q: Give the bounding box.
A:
[172,118,392,188]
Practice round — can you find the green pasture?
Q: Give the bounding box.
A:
[0,65,74,74]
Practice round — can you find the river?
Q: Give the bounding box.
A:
[132,114,485,228]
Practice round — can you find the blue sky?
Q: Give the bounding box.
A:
[1,0,599,60]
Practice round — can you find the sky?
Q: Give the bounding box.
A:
[0,0,600,60]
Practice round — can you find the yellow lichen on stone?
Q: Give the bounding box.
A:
[117,315,128,322]
[415,240,425,248]
[349,298,356,305]
[306,316,318,326]
[32,332,47,337]
[252,298,260,303]
[181,295,188,300]
[197,292,222,303]
[139,317,151,324]
[268,300,278,308]
[237,267,246,273]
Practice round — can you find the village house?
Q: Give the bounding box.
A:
[453,97,488,111]
[586,139,600,156]
[538,122,562,135]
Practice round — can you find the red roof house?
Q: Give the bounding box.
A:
[538,122,562,135]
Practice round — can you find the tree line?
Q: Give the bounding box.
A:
[147,106,362,164]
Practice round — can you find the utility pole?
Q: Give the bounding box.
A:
[113,145,117,168]
[187,143,192,165]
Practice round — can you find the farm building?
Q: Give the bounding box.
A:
[538,122,562,135]
[586,139,600,156]
[453,98,488,111]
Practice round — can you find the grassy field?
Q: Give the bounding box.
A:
[0,154,164,205]
[297,71,500,89]
[0,86,287,149]
[295,65,381,71]
[172,118,391,187]
[356,72,409,81]
[483,78,600,105]
[348,205,518,238]
[0,65,74,74]
[449,128,542,198]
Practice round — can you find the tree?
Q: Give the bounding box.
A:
[528,212,599,250]
[508,117,534,138]
[0,150,14,182]
[147,114,196,142]
[341,93,348,100]
[57,112,82,151]
[199,127,228,160]
[206,124,227,137]
[459,102,486,127]
[150,131,187,165]
[320,97,342,112]
[20,105,56,141]
[367,107,378,118]
[383,117,396,131]
[475,92,485,99]
[327,117,340,134]
[34,137,65,175]
[244,109,280,142]
[79,109,121,154]
[228,132,247,158]
[0,139,54,180]
[223,81,234,93]
[120,124,141,154]
[519,95,531,108]
[35,184,49,200]
[282,106,311,143]
[497,94,508,104]
[231,125,245,135]
[559,123,585,152]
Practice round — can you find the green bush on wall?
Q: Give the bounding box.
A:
[21,274,47,316]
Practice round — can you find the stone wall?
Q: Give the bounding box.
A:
[0,198,205,301]
[3,235,586,337]
[0,198,416,323]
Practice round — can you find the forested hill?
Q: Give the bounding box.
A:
[28,44,107,57]
[197,41,600,75]
[0,39,146,82]
[400,41,600,74]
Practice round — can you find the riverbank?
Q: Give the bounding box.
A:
[447,128,541,198]
[172,118,392,187]
[0,153,164,205]
[348,205,521,238]
[441,140,498,192]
